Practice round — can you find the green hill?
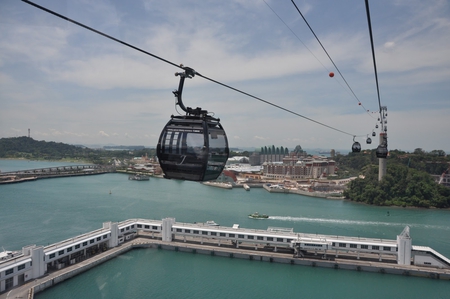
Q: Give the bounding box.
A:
[339,149,450,208]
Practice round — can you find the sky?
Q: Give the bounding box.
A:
[1,0,449,153]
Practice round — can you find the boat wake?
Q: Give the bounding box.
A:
[268,216,450,230]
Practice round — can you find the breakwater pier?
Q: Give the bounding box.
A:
[0,165,114,184]
[1,218,449,298]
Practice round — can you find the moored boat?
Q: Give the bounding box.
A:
[205,220,219,226]
[248,212,269,219]
[243,184,250,191]
[128,174,149,181]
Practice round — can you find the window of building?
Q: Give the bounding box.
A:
[220,233,226,237]
[97,237,101,241]
[67,247,73,252]
[383,246,391,251]
[126,227,130,230]
[49,253,56,259]
[144,225,150,229]
[152,226,158,230]
[202,231,208,235]
[211,232,217,236]
[82,241,88,246]
[137,224,142,228]
[75,244,80,249]
[339,243,346,248]
[185,229,191,233]
[58,250,65,255]
[361,245,368,249]
[131,225,134,228]
[350,244,357,248]
[238,234,244,239]
[103,234,107,239]
[5,268,13,275]
[372,246,379,250]
[277,238,283,242]
[18,264,26,271]
[257,236,264,240]
[229,234,235,238]
[247,235,254,239]
[90,239,94,244]
[267,237,273,241]
[193,230,199,234]
[120,228,124,232]
[176,228,182,232]
[5,277,13,289]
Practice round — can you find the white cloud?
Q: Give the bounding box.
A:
[98,131,109,137]
[0,0,449,152]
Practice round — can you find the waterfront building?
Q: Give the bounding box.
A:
[263,156,336,180]
[1,218,449,293]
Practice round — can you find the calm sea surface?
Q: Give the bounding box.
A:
[1,160,449,298]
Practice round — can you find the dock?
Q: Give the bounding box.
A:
[0,165,114,184]
[1,218,449,298]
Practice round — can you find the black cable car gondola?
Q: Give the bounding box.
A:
[366,136,372,144]
[157,67,229,181]
[376,142,388,158]
[352,136,361,152]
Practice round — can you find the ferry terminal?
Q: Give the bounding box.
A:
[1,217,450,298]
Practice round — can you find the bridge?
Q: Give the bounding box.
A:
[0,165,115,184]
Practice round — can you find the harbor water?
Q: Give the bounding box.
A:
[1,160,449,298]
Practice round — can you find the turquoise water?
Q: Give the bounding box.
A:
[1,160,450,298]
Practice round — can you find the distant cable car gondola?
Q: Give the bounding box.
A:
[372,131,376,137]
[156,67,229,181]
[352,136,361,153]
[366,137,372,144]
[376,143,388,158]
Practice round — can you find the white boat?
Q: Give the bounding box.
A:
[202,181,232,189]
[243,184,250,191]
[205,220,219,226]
[128,174,149,181]
[248,212,269,219]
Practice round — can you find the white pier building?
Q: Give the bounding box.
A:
[1,218,450,293]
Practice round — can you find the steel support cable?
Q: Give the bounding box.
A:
[364,0,383,114]
[262,0,327,70]
[263,0,365,112]
[291,0,374,118]
[21,0,182,70]
[22,0,361,137]
[195,73,356,136]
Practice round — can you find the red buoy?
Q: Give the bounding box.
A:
[329,72,334,78]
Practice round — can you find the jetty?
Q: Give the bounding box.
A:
[1,218,449,298]
[0,165,114,184]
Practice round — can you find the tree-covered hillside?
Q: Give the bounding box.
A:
[0,137,155,164]
[340,149,450,208]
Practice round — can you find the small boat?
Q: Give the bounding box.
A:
[248,212,269,219]
[128,174,149,181]
[205,220,219,226]
[202,181,232,189]
[243,184,250,191]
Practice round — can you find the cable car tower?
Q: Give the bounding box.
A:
[377,106,388,181]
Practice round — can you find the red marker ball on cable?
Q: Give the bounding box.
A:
[329,72,334,77]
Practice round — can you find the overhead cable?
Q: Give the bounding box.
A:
[22,0,361,137]
[364,0,382,114]
[290,0,374,117]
